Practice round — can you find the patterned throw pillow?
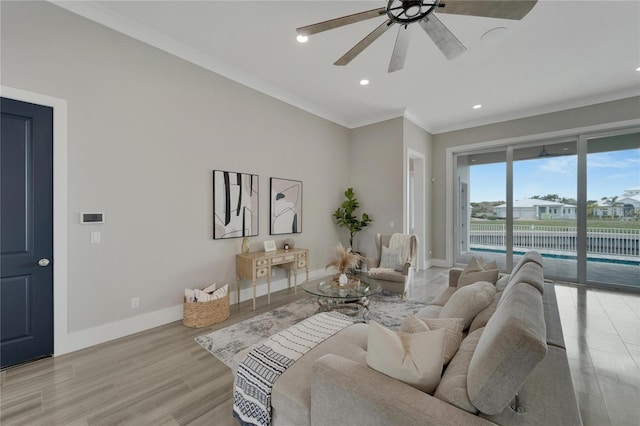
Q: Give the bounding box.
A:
[380,245,403,271]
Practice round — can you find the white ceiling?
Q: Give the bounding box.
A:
[52,1,640,133]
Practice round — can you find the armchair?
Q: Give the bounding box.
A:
[365,233,418,298]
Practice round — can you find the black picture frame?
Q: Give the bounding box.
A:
[213,170,259,239]
[270,177,302,235]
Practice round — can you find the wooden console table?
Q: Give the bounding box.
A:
[236,248,309,310]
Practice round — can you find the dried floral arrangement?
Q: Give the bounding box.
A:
[325,242,362,274]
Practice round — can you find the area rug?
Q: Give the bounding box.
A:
[195,292,432,369]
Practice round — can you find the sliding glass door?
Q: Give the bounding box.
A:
[513,141,578,282]
[456,151,506,269]
[455,127,639,290]
[585,131,640,288]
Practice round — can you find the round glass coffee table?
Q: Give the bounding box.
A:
[301,274,382,319]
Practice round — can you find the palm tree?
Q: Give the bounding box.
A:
[600,196,620,219]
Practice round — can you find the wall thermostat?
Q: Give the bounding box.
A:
[81,212,105,224]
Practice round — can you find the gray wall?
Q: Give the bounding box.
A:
[348,118,404,258]
[431,96,640,262]
[1,1,350,332]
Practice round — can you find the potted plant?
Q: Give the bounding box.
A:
[332,187,373,249]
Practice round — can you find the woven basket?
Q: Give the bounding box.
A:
[183,293,230,328]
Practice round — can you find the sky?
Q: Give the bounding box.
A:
[469,148,640,203]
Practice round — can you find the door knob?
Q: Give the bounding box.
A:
[38,258,50,267]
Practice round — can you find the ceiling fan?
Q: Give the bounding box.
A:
[537,145,573,158]
[296,0,537,72]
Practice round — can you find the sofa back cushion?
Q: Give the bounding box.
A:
[434,327,484,414]
[467,282,547,415]
[510,251,543,278]
[499,262,544,308]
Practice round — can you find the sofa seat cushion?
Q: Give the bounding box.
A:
[271,323,368,426]
[439,281,496,329]
[434,327,484,414]
[542,281,565,348]
[467,282,547,415]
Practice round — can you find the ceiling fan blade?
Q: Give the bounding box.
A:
[438,0,537,20]
[297,7,387,36]
[388,25,411,73]
[419,15,466,60]
[334,20,393,66]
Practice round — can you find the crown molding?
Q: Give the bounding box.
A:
[48,1,352,128]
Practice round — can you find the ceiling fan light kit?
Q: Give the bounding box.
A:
[296,0,537,73]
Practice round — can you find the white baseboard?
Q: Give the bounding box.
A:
[54,268,326,357]
[55,304,183,356]
[429,259,451,268]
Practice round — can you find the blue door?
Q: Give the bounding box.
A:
[1,97,54,368]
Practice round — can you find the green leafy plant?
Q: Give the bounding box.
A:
[332,187,373,248]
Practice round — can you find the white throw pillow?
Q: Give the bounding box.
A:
[367,321,446,394]
[209,283,229,300]
[400,315,464,365]
[439,281,496,329]
[379,245,402,270]
[184,288,196,303]
[202,282,217,293]
[193,289,212,302]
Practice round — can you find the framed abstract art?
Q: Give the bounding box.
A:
[270,177,302,235]
[213,170,258,239]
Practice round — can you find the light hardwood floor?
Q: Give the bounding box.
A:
[1,267,639,425]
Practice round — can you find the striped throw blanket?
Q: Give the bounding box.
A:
[233,311,358,426]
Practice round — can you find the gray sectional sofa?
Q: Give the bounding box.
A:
[233,251,582,426]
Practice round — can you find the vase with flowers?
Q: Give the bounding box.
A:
[326,242,362,287]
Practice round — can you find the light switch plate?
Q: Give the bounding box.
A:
[91,231,101,244]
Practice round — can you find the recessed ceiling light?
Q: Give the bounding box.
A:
[296,35,308,43]
[473,104,482,109]
[360,79,370,86]
[636,66,640,72]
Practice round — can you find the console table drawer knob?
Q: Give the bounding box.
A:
[298,260,306,268]
[257,268,268,277]
[257,259,268,266]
